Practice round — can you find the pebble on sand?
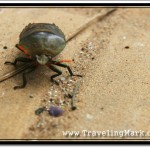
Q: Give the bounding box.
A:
[48,106,64,117]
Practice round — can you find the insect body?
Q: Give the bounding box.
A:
[19,23,66,59]
[5,23,81,89]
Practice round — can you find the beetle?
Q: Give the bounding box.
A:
[5,23,81,90]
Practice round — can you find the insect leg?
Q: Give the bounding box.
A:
[13,66,36,90]
[47,64,62,85]
[52,62,82,77]
[4,57,32,66]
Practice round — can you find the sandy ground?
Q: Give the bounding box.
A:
[0,7,150,140]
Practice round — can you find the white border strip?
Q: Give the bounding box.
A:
[0,1,150,3]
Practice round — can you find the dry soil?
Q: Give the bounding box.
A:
[0,7,150,140]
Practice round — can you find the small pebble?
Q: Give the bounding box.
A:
[48,91,52,96]
[125,46,130,49]
[71,106,77,110]
[60,77,66,81]
[136,42,144,47]
[101,107,104,111]
[88,42,93,50]
[0,92,5,97]
[29,94,33,98]
[68,93,73,98]
[86,114,93,120]
[3,46,7,49]
[48,106,64,117]
[49,98,53,102]
[52,123,58,128]
[123,36,126,40]
[35,107,45,115]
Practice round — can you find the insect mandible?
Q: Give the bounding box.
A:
[5,23,81,90]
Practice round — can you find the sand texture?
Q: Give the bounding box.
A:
[0,7,150,140]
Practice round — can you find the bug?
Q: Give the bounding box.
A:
[1,8,116,88]
[5,23,81,90]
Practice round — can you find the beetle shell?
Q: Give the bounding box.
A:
[18,23,66,57]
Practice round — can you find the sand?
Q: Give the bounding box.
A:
[0,7,150,140]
